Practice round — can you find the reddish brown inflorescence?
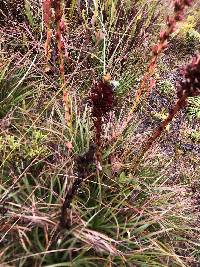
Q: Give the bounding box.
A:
[43,0,71,127]
[43,0,52,26]
[91,81,114,120]
[43,0,53,72]
[90,80,114,161]
[150,0,193,72]
[149,0,193,81]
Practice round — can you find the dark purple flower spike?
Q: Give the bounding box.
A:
[90,77,114,169]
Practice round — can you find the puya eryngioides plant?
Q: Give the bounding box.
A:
[42,0,72,128]
[90,76,115,170]
[133,54,200,170]
[120,0,193,135]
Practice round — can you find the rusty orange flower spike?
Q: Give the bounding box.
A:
[121,0,193,134]
[53,0,72,128]
[43,0,53,72]
[133,54,200,170]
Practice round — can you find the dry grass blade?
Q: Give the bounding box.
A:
[73,227,123,257]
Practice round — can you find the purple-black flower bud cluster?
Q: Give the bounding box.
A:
[90,80,114,120]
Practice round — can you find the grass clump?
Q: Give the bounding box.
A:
[0,1,200,267]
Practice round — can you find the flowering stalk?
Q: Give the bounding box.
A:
[43,0,53,72]
[90,78,114,169]
[53,0,72,128]
[120,0,193,134]
[132,54,200,170]
[43,0,71,127]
